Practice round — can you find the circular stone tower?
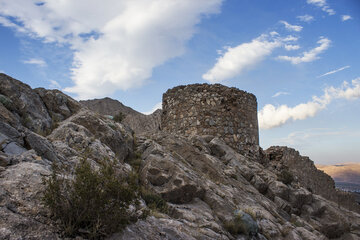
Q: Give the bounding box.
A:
[161,84,259,157]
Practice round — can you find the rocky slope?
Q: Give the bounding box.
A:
[80,98,161,134]
[1,73,360,240]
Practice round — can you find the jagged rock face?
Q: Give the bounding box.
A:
[1,74,360,240]
[0,73,52,132]
[35,88,82,122]
[266,146,360,213]
[131,133,360,240]
[80,97,161,134]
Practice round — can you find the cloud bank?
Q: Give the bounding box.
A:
[0,0,223,99]
[259,78,360,129]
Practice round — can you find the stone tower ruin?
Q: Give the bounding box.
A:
[161,83,259,157]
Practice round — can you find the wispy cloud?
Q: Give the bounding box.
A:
[202,34,282,83]
[272,91,290,98]
[277,37,330,64]
[317,66,350,78]
[284,45,300,51]
[274,128,356,146]
[142,102,162,115]
[0,0,223,99]
[297,14,314,22]
[23,58,47,67]
[307,0,335,15]
[259,77,360,129]
[280,21,303,32]
[0,70,5,74]
[49,80,61,89]
[341,15,352,21]
[283,35,299,42]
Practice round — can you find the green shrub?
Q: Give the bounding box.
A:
[113,112,125,123]
[224,210,258,236]
[140,188,168,214]
[224,215,248,235]
[278,170,294,185]
[42,158,138,239]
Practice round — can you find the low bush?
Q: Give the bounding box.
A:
[224,210,258,236]
[140,188,168,214]
[42,158,139,239]
[278,170,294,185]
[113,112,125,123]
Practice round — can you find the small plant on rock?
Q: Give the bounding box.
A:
[140,187,168,214]
[278,169,294,185]
[113,112,125,123]
[42,158,139,239]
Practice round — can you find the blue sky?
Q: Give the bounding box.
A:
[0,0,359,164]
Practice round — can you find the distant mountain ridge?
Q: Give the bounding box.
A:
[80,98,161,134]
[317,163,360,185]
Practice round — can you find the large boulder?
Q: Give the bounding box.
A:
[0,152,57,239]
[140,140,206,204]
[0,74,52,133]
[35,88,81,122]
[67,110,134,161]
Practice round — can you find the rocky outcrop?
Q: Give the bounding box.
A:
[1,74,360,240]
[35,88,81,122]
[0,73,52,133]
[266,146,360,213]
[80,98,161,134]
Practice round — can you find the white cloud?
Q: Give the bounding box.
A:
[280,21,303,32]
[23,58,47,67]
[283,35,299,42]
[0,0,223,99]
[272,91,290,98]
[317,65,350,78]
[49,80,61,89]
[259,78,360,129]
[0,70,5,73]
[297,14,314,22]
[306,0,335,15]
[142,102,162,115]
[277,37,330,64]
[202,34,282,83]
[341,15,352,21]
[284,44,300,51]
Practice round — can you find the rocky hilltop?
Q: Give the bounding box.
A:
[1,73,360,240]
[80,98,161,134]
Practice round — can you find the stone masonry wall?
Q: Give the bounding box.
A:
[161,84,259,157]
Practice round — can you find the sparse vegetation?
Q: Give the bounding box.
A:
[224,214,250,235]
[224,210,258,236]
[278,169,294,185]
[42,158,139,239]
[113,112,125,123]
[0,94,13,110]
[140,187,168,214]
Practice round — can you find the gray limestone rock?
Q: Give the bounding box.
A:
[0,73,52,133]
